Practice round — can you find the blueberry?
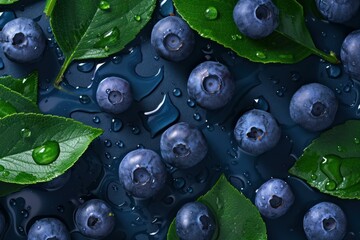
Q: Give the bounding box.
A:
[187,61,235,110]
[303,202,347,240]
[233,0,279,39]
[234,109,281,156]
[341,30,360,80]
[0,17,46,63]
[96,76,133,114]
[176,202,216,240]
[75,199,115,239]
[118,149,167,199]
[151,16,195,62]
[38,169,71,191]
[255,178,294,219]
[160,122,208,169]
[27,217,70,240]
[289,83,338,132]
[315,0,360,23]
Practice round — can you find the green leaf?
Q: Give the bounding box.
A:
[167,174,267,240]
[289,120,360,199]
[0,72,38,103]
[0,84,39,117]
[49,0,156,85]
[44,0,57,16]
[0,113,103,184]
[173,0,338,64]
[0,0,18,4]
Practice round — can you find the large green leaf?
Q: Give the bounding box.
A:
[48,0,156,85]
[167,174,267,240]
[0,113,103,184]
[173,0,338,64]
[0,72,38,104]
[0,0,18,4]
[0,84,39,117]
[289,121,360,199]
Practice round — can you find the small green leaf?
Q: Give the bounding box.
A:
[0,84,39,117]
[49,0,156,85]
[0,113,103,184]
[167,174,267,240]
[173,0,338,64]
[0,0,18,4]
[0,72,38,103]
[289,120,360,199]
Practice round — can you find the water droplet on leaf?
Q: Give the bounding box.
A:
[32,141,60,165]
[99,0,111,10]
[204,6,218,20]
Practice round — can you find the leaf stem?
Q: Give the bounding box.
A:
[313,48,340,64]
[54,58,72,88]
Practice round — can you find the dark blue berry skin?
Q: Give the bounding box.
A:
[160,122,208,169]
[341,30,360,80]
[118,149,167,199]
[315,0,360,23]
[96,76,133,114]
[234,109,281,156]
[303,202,347,240]
[75,199,115,239]
[0,17,46,63]
[151,16,195,62]
[255,178,294,219]
[38,169,71,191]
[289,83,338,132]
[187,61,235,110]
[176,202,216,240]
[233,0,279,39]
[27,218,70,240]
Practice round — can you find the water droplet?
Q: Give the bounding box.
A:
[115,140,125,148]
[9,199,16,206]
[343,84,351,93]
[2,171,9,177]
[99,0,111,10]
[20,209,29,218]
[187,99,196,108]
[112,55,122,64]
[0,11,15,30]
[57,205,64,213]
[276,89,284,97]
[32,141,60,165]
[172,88,182,97]
[79,95,91,104]
[77,62,95,73]
[94,27,120,49]
[93,116,101,124]
[111,118,123,132]
[354,137,360,144]
[325,65,341,78]
[159,0,174,16]
[193,113,201,121]
[104,139,112,147]
[290,71,301,82]
[0,100,17,117]
[231,34,242,41]
[134,14,141,21]
[253,96,269,111]
[337,145,343,152]
[204,6,218,20]
[310,174,317,180]
[105,152,111,159]
[20,128,31,138]
[131,125,141,135]
[320,155,343,187]
[256,51,266,59]
[325,180,337,191]
[173,177,185,189]
[186,187,193,193]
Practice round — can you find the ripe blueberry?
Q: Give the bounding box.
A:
[233,0,279,39]
[315,0,360,23]
[75,199,115,239]
[0,17,46,63]
[341,30,360,80]
[187,61,235,110]
[255,178,295,219]
[234,109,281,156]
[289,83,338,132]
[176,202,216,240]
[118,149,167,199]
[96,76,133,114]
[303,202,347,240]
[160,122,208,169]
[27,218,70,240]
[151,16,195,62]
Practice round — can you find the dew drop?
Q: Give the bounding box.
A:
[32,141,60,165]
[193,113,201,121]
[94,27,120,49]
[93,116,101,124]
[79,95,91,104]
[134,14,141,22]
[77,62,95,73]
[115,140,125,148]
[354,137,360,144]
[326,65,341,79]
[173,177,185,189]
[325,180,337,191]
[111,118,123,132]
[256,51,266,59]
[253,96,269,111]
[131,125,141,135]
[172,88,182,97]
[104,139,112,147]
[99,0,111,10]
[187,99,196,108]
[204,6,218,20]
[20,128,31,138]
